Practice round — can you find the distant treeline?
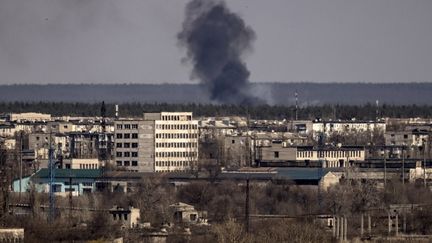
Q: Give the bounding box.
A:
[1,102,432,120]
[1,83,432,105]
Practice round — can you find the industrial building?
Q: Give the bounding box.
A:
[257,142,365,168]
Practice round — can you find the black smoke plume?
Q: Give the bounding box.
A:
[178,0,262,105]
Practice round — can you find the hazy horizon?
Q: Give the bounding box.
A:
[1,81,432,86]
[1,0,431,85]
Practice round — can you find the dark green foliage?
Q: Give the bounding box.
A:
[1,102,432,119]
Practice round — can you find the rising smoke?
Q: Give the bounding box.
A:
[178,0,262,105]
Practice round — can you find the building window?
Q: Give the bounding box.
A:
[132,124,138,129]
[274,151,279,158]
[116,124,123,129]
[132,161,138,166]
[124,133,130,139]
[132,152,138,157]
[116,133,123,139]
[124,152,130,157]
[124,143,130,148]
[132,143,138,148]
[124,161,130,166]
[116,161,122,166]
[116,143,122,148]
[124,124,131,129]
[116,152,122,157]
[132,133,138,139]
[52,184,62,192]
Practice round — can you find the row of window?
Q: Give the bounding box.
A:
[297,151,313,158]
[116,142,138,148]
[155,133,198,139]
[156,161,190,167]
[116,152,138,157]
[316,150,362,158]
[116,133,138,139]
[156,124,197,130]
[156,142,196,148]
[116,124,139,130]
[161,115,192,121]
[156,151,197,157]
[79,164,98,169]
[116,160,138,166]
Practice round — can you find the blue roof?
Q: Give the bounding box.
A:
[273,167,343,181]
[33,169,102,179]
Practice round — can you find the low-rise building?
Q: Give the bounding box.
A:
[0,228,24,242]
[109,206,140,228]
[170,202,207,224]
[28,133,68,159]
[0,124,16,137]
[312,120,386,137]
[223,135,252,168]
[385,129,430,147]
[257,143,365,168]
[63,158,100,169]
[13,169,102,196]
[47,121,75,134]
[7,112,51,122]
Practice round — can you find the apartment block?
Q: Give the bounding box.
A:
[114,120,154,172]
[152,112,198,172]
[114,112,198,172]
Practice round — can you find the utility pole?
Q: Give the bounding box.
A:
[382,148,387,189]
[375,100,379,121]
[423,139,427,187]
[19,132,23,202]
[294,91,298,121]
[48,132,56,223]
[402,146,405,185]
[245,178,250,233]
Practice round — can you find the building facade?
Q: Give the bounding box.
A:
[153,112,198,172]
[312,120,386,136]
[114,112,198,172]
[257,143,365,168]
[114,119,154,172]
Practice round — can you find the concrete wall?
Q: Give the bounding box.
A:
[260,144,297,161]
[64,158,100,169]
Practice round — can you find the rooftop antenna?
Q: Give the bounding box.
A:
[115,104,119,119]
[101,101,106,134]
[375,100,379,121]
[295,91,298,121]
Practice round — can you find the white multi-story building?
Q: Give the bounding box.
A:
[152,112,198,172]
[114,112,198,172]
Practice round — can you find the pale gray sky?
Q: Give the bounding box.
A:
[0,0,431,84]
